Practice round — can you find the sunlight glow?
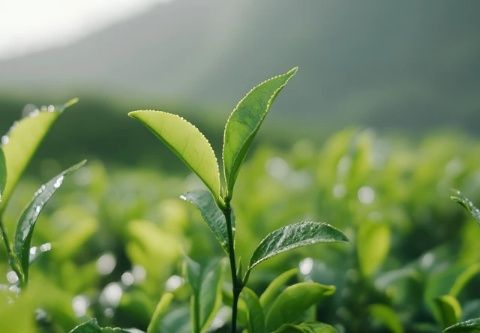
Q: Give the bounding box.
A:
[0,0,174,59]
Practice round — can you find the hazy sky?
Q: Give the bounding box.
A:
[0,0,173,59]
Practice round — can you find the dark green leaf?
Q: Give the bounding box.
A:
[129,110,221,200]
[240,287,265,333]
[181,190,230,254]
[368,304,404,333]
[444,318,480,332]
[222,67,297,196]
[147,293,174,333]
[185,257,224,333]
[69,318,131,333]
[0,99,77,211]
[273,322,338,333]
[434,295,462,329]
[450,263,480,297]
[248,222,348,270]
[451,190,480,224]
[265,282,336,331]
[14,160,86,285]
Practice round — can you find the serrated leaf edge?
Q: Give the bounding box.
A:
[129,110,222,200]
[249,221,348,270]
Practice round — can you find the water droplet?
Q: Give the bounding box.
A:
[1,135,9,145]
[39,242,52,252]
[266,157,290,179]
[47,105,55,112]
[104,307,114,318]
[22,104,38,117]
[100,283,123,307]
[132,265,146,283]
[72,295,89,317]
[333,183,346,198]
[165,275,183,291]
[96,252,116,275]
[6,271,18,284]
[121,272,135,286]
[357,186,375,204]
[35,206,41,214]
[53,176,64,189]
[299,257,314,275]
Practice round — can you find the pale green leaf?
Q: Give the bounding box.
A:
[240,287,265,333]
[69,318,131,333]
[14,160,86,285]
[265,282,336,331]
[357,221,390,277]
[129,110,221,200]
[0,99,76,211]
[434,295,462,329]
[444,318,480,332]
[181,190,230,254]
[248,222,348,270]
[147,293,174,333]
[223,67,298,196]
[260,268,298,311]
[451,190,480,224]
[185,257,223,333]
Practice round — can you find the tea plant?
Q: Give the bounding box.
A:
[440,191,480,332]
[128,68,348,332]
[0,99,84,289]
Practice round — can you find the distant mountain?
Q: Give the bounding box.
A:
[1,0,479,133]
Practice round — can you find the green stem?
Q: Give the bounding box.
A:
[223,200,241,333]
[0,217,24,287]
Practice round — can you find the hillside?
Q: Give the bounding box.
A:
[0,0,479,133]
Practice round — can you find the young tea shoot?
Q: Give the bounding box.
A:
[129,67,348,332]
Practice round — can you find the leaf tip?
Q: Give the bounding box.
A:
[288,66,299,76]
[64,97,79,109]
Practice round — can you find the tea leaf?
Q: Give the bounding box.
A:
[434,295,462,329]
[181,190,230,254]
[248,222,348,270]
[185,257,223,333]
[444,318,480,332]
[368,304,404,333]
[240,287,265,333]
[272,322,338,333]
[129,110,221,200]
[14,160,86,285]
[147,293,174,333]
[223,67,297,197]
[265,282,336,331]
[451,190,480,224]
[0,99,76,211]
[69,318,131,332]
[260,268,298,311]
[357,221,390,277]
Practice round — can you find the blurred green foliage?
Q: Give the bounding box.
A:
[1,123,480,332]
